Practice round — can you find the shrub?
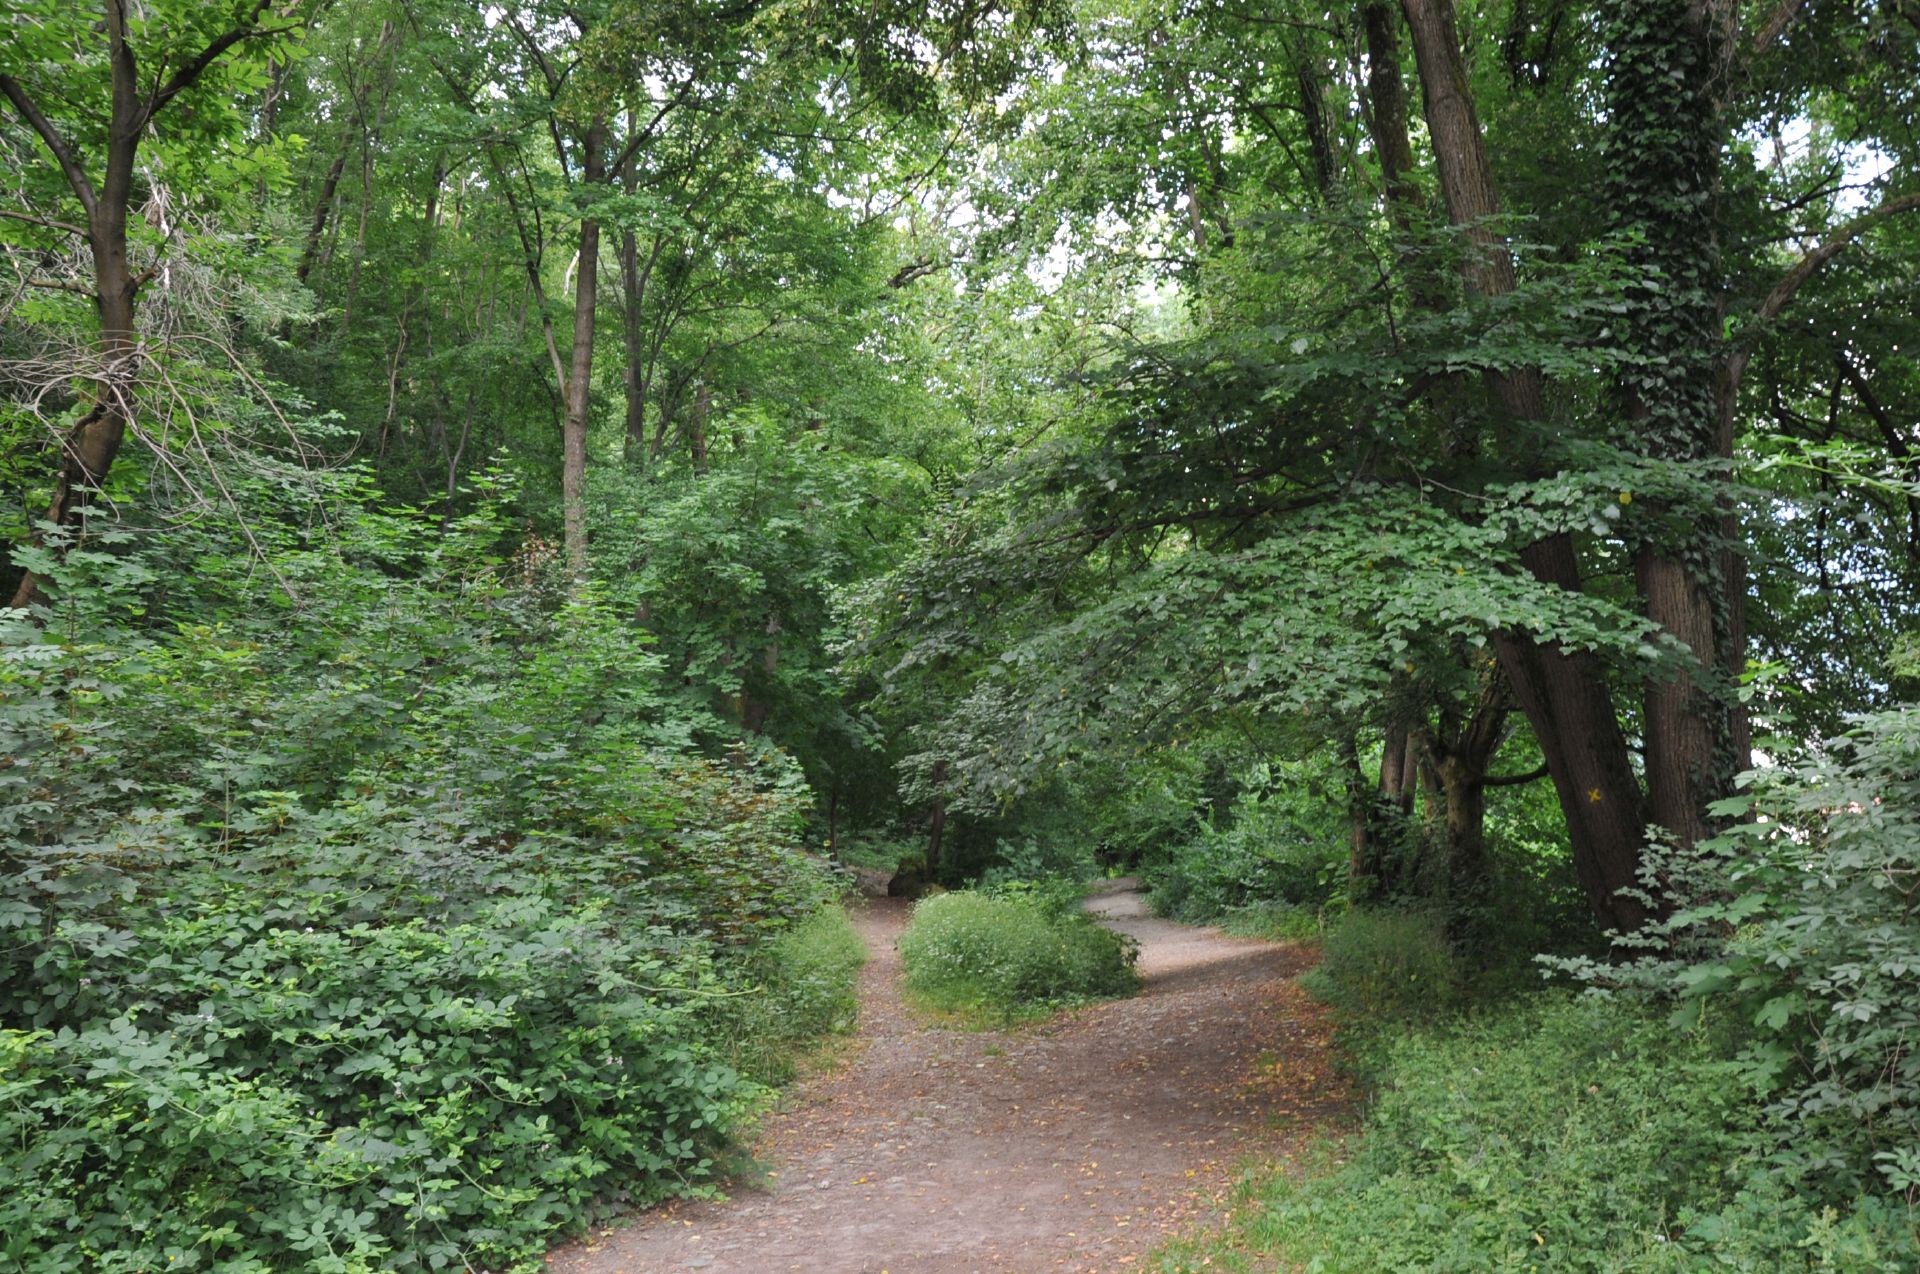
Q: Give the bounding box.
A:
[0,894,753,1274]
[980,871,1088,920]
[1215,900,1324,943]
[0,490,847,1271]
[706,903,868,1084]
[1551,704,1920,1204]
[1306,907,1462,1024]
[980,835,1099,891]
[833,828,920,875]
[897,890,1139,1019]
[1145,765,1347,923]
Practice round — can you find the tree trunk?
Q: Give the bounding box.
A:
[560,119,608,576]
[617,121,665,466]
[1363,3,1419,222]
[1344,734,1380,896]
[1293,53,1337,199]
[926,759,950,880]
[310,21,396,297]
[1379,719,1417,815]
[1402,0,1650,930]
[1435,752,1487,887]
[3,4,148,609]
[620,227,650,462]
[1603,0,1738,848]
[688,377,711,472]
[297,130,354,285]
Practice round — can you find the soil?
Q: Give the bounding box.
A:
[546,880,1348,1274]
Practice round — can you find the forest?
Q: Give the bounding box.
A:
[3,0,1918,1269]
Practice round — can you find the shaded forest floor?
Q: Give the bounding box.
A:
[547,881,1349,1273]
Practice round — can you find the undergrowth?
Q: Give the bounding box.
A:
[1214,900,1326,943]
[707,903,868,1085]
[1153,989,1920,1273]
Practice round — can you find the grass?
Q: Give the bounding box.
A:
[897,889,1140,1025]
[708,902,869,1085]
[1214,900,1327,943]
[1150,906,1920,1274]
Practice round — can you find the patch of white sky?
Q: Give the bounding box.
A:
[1749,115,1898,215]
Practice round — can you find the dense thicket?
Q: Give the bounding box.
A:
[4,0,1919,1267]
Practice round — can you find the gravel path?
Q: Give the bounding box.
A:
[546,881,1346,1274]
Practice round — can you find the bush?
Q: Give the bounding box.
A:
[706,904,868,1084]
[833,828,920,875]
[0,894,752,1274]
[0,484,849,1271]
[1306,907,1462,1025]
[1155,993,1920,1273]
[1551,704,1920,1205]
[979,871,1089,920]
[980,835,1099,891]
[1215,900,1324,943]
[897,890,1139,1019]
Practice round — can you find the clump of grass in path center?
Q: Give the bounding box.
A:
[897,889,1139,1024]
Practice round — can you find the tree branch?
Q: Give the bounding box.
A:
[1747,0,1805,57]
[1757,190,1920,323]
[608,76,701,175]
[1483,763,1550,787]
[0,207,86,237]
[1724,189,1920,403]
[148,0,281,118]
[0,74,99,218]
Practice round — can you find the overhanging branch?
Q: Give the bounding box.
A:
[0,75,99,219]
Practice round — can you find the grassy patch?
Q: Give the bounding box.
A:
[897,890,1139,1024]
[709,903,869,1085]
[1214,901,1326,943]
[1153,988,1920,1274]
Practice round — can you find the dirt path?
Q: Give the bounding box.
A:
[547,882,1346,1274]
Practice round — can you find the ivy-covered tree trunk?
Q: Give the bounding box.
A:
[1601,0,1738,850]
[1402,0,1650,929]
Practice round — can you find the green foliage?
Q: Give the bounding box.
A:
[832,827,920,874]
[897,891,1139,1021]
[705,904,868,1086]
[1305,908,1463,1027]
[1553,705,1920,1199]
[0,896,750,1274]
[1212,901,1324,943]
[979,834,1100,893]
[1155,994,1920,1274]
[1146,760,1347,923]
[0,468,846,1270]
